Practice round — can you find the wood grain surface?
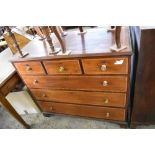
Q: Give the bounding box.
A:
[31,89,127,108]
[38,101,126,121]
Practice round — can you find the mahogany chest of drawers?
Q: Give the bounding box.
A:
[12,27,132,127]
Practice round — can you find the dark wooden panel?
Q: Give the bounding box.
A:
[23,76,128,92]
[0,73,21,96]
[14,61,46,75]
[38,101,126,121]
[82,57,128,74]
[31,89,127,108]
[131,28,155,125]
[43,59,82,75]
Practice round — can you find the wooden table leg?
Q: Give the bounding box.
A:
[0,92,30,129]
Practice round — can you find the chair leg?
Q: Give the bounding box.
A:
[110,26,127,52]
[50,26,66,53]
[115,26,122,49]
[107,26,116,32]
[78,26,87,35]
[34,26,45,39]
[41,26,61,54]
[57,26,67,36]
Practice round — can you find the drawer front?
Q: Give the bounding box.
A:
[31,89,126,108]
[43,60,82,75]
[82,57,128,74]
[23,76,127,92]
[38,101,126,121]
[14,61,46,75]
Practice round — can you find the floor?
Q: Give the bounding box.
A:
[0,107,155,129]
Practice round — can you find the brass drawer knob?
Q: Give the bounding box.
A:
[106,112,110,118]
[42,94,47,98]
[59,66,65,72]
[101,64,107,71]
[104,98,109,104]
[33,80,38,85]
[50,106,53,110]
[26,66,32,71]
[102,81,108,86]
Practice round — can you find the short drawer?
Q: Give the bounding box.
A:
[43,60,82,75]
[14,61,46,75]
[38,101,126,121]
[82,57,128,74]
[31,89,127,108]
[23,76,128,92]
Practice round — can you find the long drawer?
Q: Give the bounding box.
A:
[31,89,126,108]
[23,76,128,92]
[38,101,126,121]
[82,57,128,75]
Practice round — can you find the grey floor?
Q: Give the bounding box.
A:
[0,107,155,129]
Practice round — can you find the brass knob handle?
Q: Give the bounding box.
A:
[102,81,108,86]
[104,98,109,104]
[33,80,38,85]
[106,112,110,118]
[101,64,107,71]
[50,106,53,110]
[42,94,47,98]
[59,66,65,72]
[26,66,32,71]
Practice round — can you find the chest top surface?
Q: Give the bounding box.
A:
[11,27,132,62]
